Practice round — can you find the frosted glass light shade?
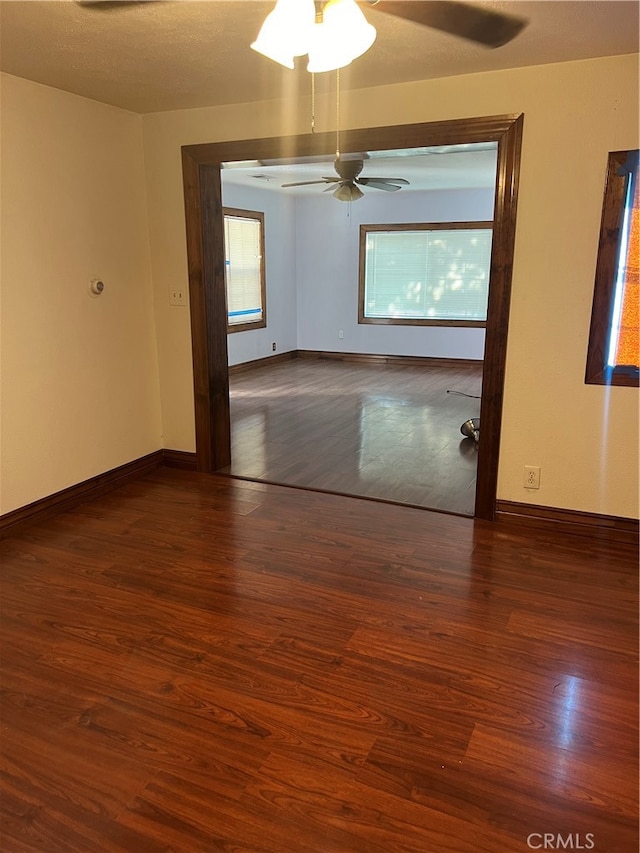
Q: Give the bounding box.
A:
[307,0,376,73]
[251,0,316,69]
[334,183,364,202]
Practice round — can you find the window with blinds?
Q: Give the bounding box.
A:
[223,208,266,333]
[358,222,493,327]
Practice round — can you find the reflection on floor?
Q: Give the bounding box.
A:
[223,358,483,516]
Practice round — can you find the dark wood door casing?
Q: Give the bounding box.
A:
[181,114,524,520]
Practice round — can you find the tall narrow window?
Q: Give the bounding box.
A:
[223,208,266,333]
[585,150,639,386]
[359,222,493,327]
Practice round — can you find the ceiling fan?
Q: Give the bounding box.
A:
[77,1,528,50]
[281,156,409,201]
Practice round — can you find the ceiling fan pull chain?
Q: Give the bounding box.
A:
[311,72,316,133]
[335,67,340,158]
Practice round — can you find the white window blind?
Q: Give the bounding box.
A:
[224,213,264,327]
[363,226,493,323]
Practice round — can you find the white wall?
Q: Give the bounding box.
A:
[221,183,297,366]
[142,53,639,519]
[0,74,162,514]
[295,187,493,358]
[220,182,493,362]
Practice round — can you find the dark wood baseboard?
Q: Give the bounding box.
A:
[163,449,198,470]
[229,351,297,375]
[496,500,639,544]
[229,350,482,373]
[3,447,633,547]
[294,350,483,369]
[0,451,165,541]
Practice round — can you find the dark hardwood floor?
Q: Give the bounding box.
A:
[223,359,483,516]
[1,468,637,852]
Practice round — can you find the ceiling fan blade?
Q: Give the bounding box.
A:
[358,177,410,185]
[358,180,403,192]
[366,1,528,48]
[281,179,332,188]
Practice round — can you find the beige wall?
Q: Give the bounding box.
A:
[0,74,162,514]
[142,53,639,519]
[1,56,637,520]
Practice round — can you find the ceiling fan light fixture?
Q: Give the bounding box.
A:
[251,0,316,69]
[307,0,376,72]
[334,182,364,202]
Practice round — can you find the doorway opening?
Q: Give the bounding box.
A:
[181,114,523,521]
[220,142,496,516]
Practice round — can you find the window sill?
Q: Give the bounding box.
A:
[358,317,487,328]
[585,365,639,387]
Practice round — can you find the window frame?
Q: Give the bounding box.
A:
[358,221,493,328]
[223,207,267,334]
[585,149,639,387]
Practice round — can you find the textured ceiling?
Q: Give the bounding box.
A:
[0,1,638,114]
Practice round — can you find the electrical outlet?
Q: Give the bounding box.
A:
[272,342,277,352]
[524,465,541,489]
[169,286,187,306]
[338,330,344,340]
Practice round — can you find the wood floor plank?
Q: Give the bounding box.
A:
[465,722,638,820]
[0,695,151,823]
[0,467,637,851]
[507,609,639,655]
[401,748,635,853]
[239,750,507,853]
[0,771,168,853]
[429,617,638,698]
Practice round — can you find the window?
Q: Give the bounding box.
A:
[585,149,639,386]
[223,208,266,333]
[358,222,493,327]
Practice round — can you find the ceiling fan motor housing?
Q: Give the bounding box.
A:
[335,157,364,181]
